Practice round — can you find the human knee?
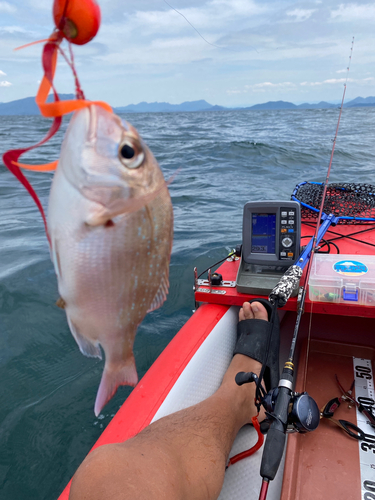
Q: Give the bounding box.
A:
[70,444,126,499]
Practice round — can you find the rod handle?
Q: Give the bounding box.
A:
[269,265,302,307]
[260,385,291,480]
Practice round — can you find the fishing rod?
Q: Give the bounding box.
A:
[256,37,355,499]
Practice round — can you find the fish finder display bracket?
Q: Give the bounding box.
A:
[236,201,301,295]
[242,201,301,266]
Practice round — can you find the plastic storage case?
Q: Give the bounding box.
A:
[308,254,375,305]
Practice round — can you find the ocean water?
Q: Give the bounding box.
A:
[0,107,375,499]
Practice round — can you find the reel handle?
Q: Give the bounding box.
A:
[235,371,258,386]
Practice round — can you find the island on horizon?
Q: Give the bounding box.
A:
[0,95,374,116]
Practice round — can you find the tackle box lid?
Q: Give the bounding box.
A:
[309,254,375,283]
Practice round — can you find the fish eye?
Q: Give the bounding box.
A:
[120,143,135,159]
[118,139,145,169]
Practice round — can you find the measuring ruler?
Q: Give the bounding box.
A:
[353,357,375,499]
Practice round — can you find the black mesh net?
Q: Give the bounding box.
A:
[293,182,375,224]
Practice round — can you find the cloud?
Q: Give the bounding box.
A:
[0,70,6,76]
[209,0,267,16]
[0,81,12,87]
[286,8,316,22]
[103,0,270,41]
[226,81,297,95]
[246,81,297,90]
[331,3,375,21]
[0,26,31,34]
[300,77,374,86]
[0,1,16,13]
[151,36,204,50]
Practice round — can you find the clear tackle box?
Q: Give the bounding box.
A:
[308,254,375,306]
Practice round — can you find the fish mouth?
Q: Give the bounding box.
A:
[84,104,125,144]
[85,105,137,156]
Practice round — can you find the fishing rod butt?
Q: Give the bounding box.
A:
[260,384,291,481]
[258,478,269,500]
[260,417,287,480]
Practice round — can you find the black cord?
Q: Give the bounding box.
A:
[320,239,340,254]
[302,221,375,249]
[197,251,235,279]
[300,235,339,254]
[315,239,331,254]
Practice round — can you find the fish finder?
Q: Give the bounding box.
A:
[236,201,301,295]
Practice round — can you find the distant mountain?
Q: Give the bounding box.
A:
[114,100,226,113]
[240,97,375,111]
[297,101,336,109]
[245,100,297,110]
[346,96,375,107]
[0,95,374,115]
[348,103,375,107]
[0,94,75,115]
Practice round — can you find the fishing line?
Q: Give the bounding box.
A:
[300,36,355,401]
[302,38,354,290]
[296,36,356,403]
[303,294,314,392]
[163,0,223,49]
[58,42,86,99]
[162,0,258,53]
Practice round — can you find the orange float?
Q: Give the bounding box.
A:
[2,0,108,239]
[53,0,101,45]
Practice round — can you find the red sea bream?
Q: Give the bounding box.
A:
[47,104,173,416]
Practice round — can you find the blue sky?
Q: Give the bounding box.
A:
[0,0,374,107]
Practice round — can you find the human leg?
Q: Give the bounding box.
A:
[69,302,268,500]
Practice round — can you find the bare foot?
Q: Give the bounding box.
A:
[220,301,269,424]
[239,301,269,322]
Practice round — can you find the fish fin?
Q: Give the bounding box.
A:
[94,357,138,416]
[56,297,66,309]
[51,238,63,281]
[85,203,111,226]
[83,182,170,222]
[147,273,169,313]
[67,316,102,359]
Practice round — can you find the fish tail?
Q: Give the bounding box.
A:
[94,357,138,416]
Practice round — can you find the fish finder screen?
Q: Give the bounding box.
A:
[251,213,276,254]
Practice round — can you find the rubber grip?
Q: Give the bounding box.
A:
[260,385,291,480]
[260,425,287,480]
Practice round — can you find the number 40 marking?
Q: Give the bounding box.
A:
[356,366,372,380]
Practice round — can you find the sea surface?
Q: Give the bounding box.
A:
[1,107,375,499]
